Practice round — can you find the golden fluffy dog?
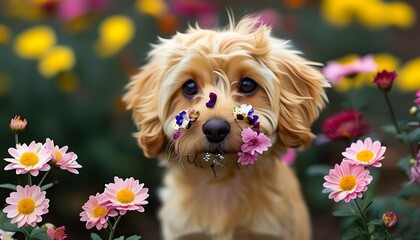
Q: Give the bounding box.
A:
[123,15,329,240]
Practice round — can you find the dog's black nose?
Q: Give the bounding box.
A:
[202,119,230,143]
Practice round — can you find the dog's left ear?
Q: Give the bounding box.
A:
[269,49,329,149]
[123,62,166,157]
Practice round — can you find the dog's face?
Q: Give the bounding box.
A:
[124,17,329,167]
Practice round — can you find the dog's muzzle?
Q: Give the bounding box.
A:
[202,119,230,143]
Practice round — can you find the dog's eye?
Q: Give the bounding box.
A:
[182,80,199,98]
[239,77,258,95]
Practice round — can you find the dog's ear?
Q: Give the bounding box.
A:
[270,50,329,149]
[123,62,166,157]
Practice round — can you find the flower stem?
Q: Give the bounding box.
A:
[354,199,370,238]
[38,169,50,187]
[27,173,32,186]
[14,133,19,145]
[109,215,123,240]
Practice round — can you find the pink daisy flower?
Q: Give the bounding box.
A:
[240,128,272,155]
[4,141,51,176]
[3,185,49,228]
[342,137,386,167]
[237,151,259,165]
[103,177,149,215]
[323,162,373,202]
[382,211,397,228]
[44,138,82,174]
[47,226,67,240]
[80,193,118,230]
[9,115,27,132]
[322,55,378,84]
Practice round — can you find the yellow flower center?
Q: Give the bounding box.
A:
[116,189,135,204]
[18,198,35,215]
[339,175,357,191]
[356,150,374,162]
[54,150,63,162]
[92,205,106,218]
[19,152,39,167]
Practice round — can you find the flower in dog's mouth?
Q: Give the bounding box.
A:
[234,104,271,165]
[173,109,200,139]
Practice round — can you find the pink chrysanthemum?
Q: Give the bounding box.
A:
[47,226,67,240]
[382,211,397,228]
[3,185,49,228]
[4,141,51,176]
[409,158,420,184]
[240,128,272,155]
[342,137,386,167]
[323,162,373,203]
[237,151,259,165]
[9,115,27,132]
[44,138,82,174]
[322,55,378,84]
[80,193,118,230]
[322,109,369,141]
[414,90,420,108]
[103,177,149,215]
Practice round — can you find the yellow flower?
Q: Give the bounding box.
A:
[38,46,75,78]
[0,24,12,45]
[320,0,361,27]
[14,26,56,59]
[396,57,420,92]
[57,71,80,93]
[136,0,167,17]
[386,2,416,29]
[95,15,135,57]
[331,54,368,92]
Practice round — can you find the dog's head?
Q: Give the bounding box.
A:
[123,16,329,167]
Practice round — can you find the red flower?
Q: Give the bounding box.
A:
[372,70,398,92]
[322,109,369,141]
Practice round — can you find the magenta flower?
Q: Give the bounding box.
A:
[3,185,49,228]
[240,128,272,155]
[382,211,397,228]
[409,159,420,184]
[44,138,82,174]
[414,90,420,108]
[47,226,67,240]
[103,177,149,215]
[280,148,296,165]
[372,70,398,92]
[9,115,27,133]
[342,137,386,168]
[322,55,378,84]
[4,141,51,176]
[80,193,118,230]
[323,162,373,203]
[237,151,259,165]
[168,0,217,28]
[322,109,369,141]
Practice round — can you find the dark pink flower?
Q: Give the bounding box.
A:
[322,109,369,141]
[47,226,67,240]
[382,211,397,228]
[240,128,272,155]
[372,70,398,92]
[409,159,420,184]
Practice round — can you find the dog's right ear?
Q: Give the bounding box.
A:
[123,62,166,158]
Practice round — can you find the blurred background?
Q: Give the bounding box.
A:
[1,0,419,239]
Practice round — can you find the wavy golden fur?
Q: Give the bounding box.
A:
[123,15,329,240]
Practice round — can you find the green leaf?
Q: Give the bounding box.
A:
[397,183,420,199]
[406,128,420,144]
[0,212,20,232]
[40,183,54,191]
[396,155,412,173]
[114,237,125,240]
[91,232,103,240]
[305,164,331,176]
[332,208,358,218]
[368,219,383,226]
[125,235,142,240]
[342,227,366,240]
[0,183,17,191]
[30,227,49,240]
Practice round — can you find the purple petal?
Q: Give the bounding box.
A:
[205,92,217,108]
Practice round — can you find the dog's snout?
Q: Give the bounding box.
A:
[202,119,230,143]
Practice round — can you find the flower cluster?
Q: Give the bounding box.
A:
[323,137,385,202]
[80,177,148,238]
[172,109,200,139]
[233,104,271,165]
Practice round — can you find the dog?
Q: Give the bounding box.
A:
[123,14,329,240]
